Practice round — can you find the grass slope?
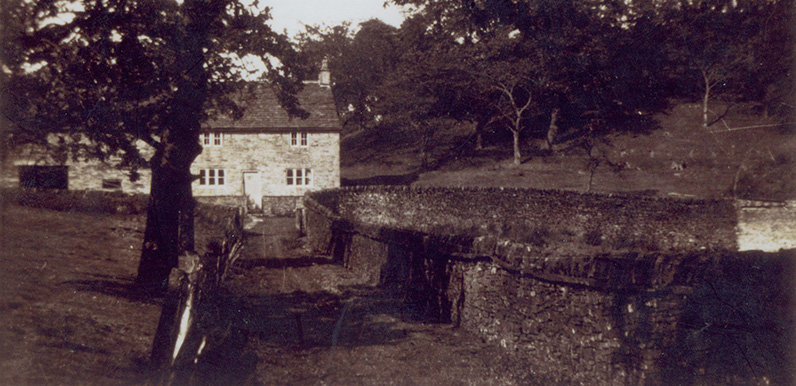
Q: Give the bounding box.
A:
[0,204,158,385]
[342,103,795,200]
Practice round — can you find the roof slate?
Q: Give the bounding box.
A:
[203,82,340,132]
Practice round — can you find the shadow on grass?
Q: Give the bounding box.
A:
[63,276,160,305]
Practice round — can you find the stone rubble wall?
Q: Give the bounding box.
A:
[334,186,738,252]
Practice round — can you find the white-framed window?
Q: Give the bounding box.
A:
[199,169,225,186]
[202,132,223,147]
[290,131,308,147]
[286,168,312,186]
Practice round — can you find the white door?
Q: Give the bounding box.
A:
[243,172,262,210]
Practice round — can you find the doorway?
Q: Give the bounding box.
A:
[243,171,262,210]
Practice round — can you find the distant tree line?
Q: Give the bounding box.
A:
[296,0,794,166]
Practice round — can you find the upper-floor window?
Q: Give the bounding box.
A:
[286,168,312,186]
[199,169,225,186]
[290,131,308,148]
[202,132,223,147]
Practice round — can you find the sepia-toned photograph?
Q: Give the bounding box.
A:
[1,0,794,384]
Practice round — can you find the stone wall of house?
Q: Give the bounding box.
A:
[1,142,152,194]
[303,188,796,385]
[192,131,340,201]
[66,160,152,193]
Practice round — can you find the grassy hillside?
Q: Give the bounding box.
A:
[0,205,157,385]
[341,103,796,200]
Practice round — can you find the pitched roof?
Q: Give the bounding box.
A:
[203,82,340,132]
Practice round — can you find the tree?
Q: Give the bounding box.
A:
[1,0,305,294]
[665,0,758,129]
[296,19,400,133]
[742,0,794,119]
[466,33,540,166]
[390,0,667,162]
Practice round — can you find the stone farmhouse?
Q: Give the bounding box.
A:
[1,64,341,216]
[195,67,341,215]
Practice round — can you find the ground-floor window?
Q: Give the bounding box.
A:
[102,178,122,190]
[199,169,225,186]
[18,165,68,189]
[286,168,312,186]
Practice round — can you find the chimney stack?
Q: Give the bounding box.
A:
[319,57,331,87]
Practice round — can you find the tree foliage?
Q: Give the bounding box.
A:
[296,19,401,133]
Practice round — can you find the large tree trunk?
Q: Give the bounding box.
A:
[136,128,201,294]
[135,1,211,293]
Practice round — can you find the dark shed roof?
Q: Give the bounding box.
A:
[203,82,340,132]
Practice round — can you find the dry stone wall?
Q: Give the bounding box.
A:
[303,187,795,385]
[334,186,738,251]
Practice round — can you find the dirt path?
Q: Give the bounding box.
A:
[221,217,534,385]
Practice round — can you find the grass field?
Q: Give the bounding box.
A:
[0,204,157,385]
[342,103,795,200]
